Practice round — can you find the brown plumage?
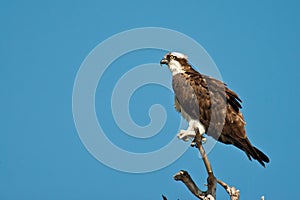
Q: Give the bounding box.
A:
[161,52,269,167]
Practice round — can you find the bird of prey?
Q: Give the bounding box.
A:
[160,52,269,167]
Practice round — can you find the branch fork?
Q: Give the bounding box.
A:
[173,128,240,200]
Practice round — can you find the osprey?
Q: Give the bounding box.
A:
[160,52,269,167]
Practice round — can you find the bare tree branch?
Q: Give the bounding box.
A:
[173,128,217,200]
[217,180,240,200]
[194,128,213,174]
[172,128,244,200]
[194,128,217,199]
[173,126,266,199]
[174,170,206,199]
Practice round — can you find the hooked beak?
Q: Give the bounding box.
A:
[160,58,168,66]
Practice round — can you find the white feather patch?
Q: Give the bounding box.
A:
[188,119,206,135]
[169,60,185,75]
[170,52,188,59]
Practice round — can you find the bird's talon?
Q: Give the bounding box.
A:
[177,130,196,142]
[191,141,196,147]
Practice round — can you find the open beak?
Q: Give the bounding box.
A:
[160,58,168,66]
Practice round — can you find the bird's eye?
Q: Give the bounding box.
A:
[170,55,176,60]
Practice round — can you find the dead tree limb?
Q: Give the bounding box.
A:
[173,128,217,200]
[217,180,240,200]
[194,128,217,199]
[194,128,213,175]
[174,170,206,199]
[173,128,241,200]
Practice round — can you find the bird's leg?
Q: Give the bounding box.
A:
[177,129,195,142]
[177,120,206,144]
[177,122,196,141]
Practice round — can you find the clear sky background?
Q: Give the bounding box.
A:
[1,0,300,199]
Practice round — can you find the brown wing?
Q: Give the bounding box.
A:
[172,72,230,137]
[206,75,269,166]
[172,73,203,122]
[172,69,269,166]
[174,96,181,113]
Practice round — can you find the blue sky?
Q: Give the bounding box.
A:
[1,0,300,199]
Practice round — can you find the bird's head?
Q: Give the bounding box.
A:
[160,52,189,75]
